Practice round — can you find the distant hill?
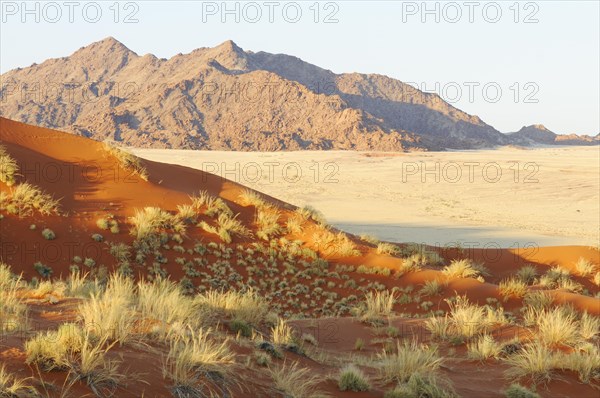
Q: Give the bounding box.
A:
[0,37,596,150]
[508,124,598,146]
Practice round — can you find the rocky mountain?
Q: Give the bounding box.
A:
[0,38,595,150]
[508,124,599,146]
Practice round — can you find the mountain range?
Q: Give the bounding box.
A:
[0,37,597,150]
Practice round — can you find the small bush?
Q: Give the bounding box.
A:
[377,242,400,256]
[356,290,396,321]
[378,341,443,383]
[442,259,486,279]
[230,319,253,337]
[384,374,457,398]
[499,278,528,300]
[515,265,538,284]
[575,258,597,277]
[420,280,443,296]
[33,262,53,278]
[269,362,324,398]
[467,334,502,360]
[504,384,540,398]
[505,342,556,383]
[239,189,267,208]
[91,233,104,242]
[0,364,35,396]
[41,228,55,240]
[338,364,370,392]
[523,291,553,310]
[0,145,19,186]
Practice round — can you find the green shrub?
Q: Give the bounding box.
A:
[229,319,253,337]
[33,262,53,278]
[504,384,540,398]
[41,228,55,240]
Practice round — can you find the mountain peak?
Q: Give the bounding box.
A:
[204,39,248,71]
[530,124,550,131]
[75,37,136,56]
[215,39,244,53]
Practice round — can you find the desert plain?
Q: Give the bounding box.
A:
[133,145,600,247]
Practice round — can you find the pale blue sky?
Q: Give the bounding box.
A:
[1,1,598,135]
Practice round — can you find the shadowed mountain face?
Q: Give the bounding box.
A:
[0,38,595,150]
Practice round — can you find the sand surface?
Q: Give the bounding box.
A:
[133,146,600,248]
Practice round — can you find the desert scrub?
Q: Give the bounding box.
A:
[504,342,557,383]
[199,213,251,244]
[384,374,457,398]
[295,205,327,225]
[377,340,443,383]
[467,334,502,360]
[136,278,198,338]
[25,323,83,370]
[522,306,579,345]
[239,189,268,208]
[498,278,528,300]
[313,228,360,257]
[338,364,370,392]
[69,333,125,397]
[195,289,269,325]
[0,144,18,186]
[574,257,597,277]
[504,384,540,398]
[130,207,185,253]
[163,328,234,397]
[190,190,233,217]
[420,280,444,296]
[522,291,553,310]
[426,296,506,339]
[0,364,36,396]
[78,275,136,343]
[269,361,325,398]
[0,263,27,332]
[103,140,148,181]
[41,227,56,240]
[5,182,60,216]
[515,265,538,284]
[255,207,283,241]
[354,290,396,322]
[559,345,600,383]
[33,261,53,278]
[97,216,120,233]
[442,259,488,279]
[377,242,400,256]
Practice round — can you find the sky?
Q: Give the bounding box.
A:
[1,0,599,135]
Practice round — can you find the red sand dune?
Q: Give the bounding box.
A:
[1,117,598,397]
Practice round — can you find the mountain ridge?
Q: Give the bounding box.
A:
[1,37,596,150]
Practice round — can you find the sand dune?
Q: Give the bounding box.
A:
[1,118,599,398]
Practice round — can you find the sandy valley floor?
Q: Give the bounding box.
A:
[133,146,599,248]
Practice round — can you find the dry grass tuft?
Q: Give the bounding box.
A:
[0,144,19,186]
[269,362,327,398]
[5,182,60,216]
[442,259,487,280]
[378,340,443,383]
[103,141,148,181]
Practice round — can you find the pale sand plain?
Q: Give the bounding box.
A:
[132,146,599,248]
